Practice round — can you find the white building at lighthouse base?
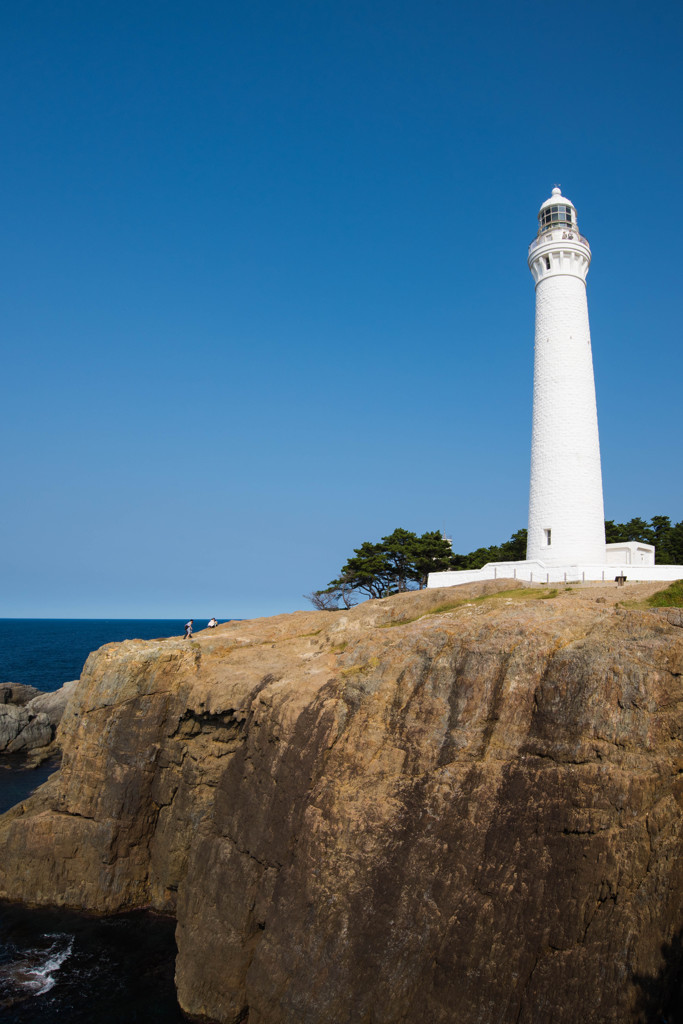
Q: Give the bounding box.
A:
[427,543,683,589]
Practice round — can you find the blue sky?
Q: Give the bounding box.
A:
[2,0,682,618]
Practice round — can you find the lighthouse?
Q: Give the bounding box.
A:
[526,187,606,565]
[426,186,683,589]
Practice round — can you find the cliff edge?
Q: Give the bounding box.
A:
[1,580,682,1023]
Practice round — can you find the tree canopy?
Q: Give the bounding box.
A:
[449,528,528,570]
[304,528,459,609]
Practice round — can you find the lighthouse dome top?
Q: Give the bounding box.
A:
[537,186,578,235]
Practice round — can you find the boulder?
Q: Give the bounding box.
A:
[27,680,78,725]
[6,711,53,753]
[0,683,43,705]
[0,704,28,749]
[0,680,78,756]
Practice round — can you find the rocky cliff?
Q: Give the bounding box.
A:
[1,580,682,1023]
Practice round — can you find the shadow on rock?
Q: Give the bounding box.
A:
[634,928,683,1024]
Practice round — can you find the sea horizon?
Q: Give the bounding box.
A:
[0,616,230,621]
[0,618,233,693]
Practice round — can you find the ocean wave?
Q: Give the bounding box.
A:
[0,932,74,1001]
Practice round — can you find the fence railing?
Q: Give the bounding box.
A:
[528,232,590,254]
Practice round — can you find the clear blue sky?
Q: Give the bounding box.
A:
[3,0,682,619]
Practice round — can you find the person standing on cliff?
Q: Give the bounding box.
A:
[184,620,193,639]
[207,617,218,628]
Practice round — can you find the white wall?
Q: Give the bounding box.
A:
[428,561,683,588]
[605,542,655,566]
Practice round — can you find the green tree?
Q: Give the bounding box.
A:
[650,516,673,564]
[411,530,460,588]
[380,528,421,593]
[451,527,527,570]
[620,517,654,544]
[331,541,393,600]
[499,529,528,561]
[304,581,356,611]
[666,520,683,564]
[319,528,460,605]
[462,545,500,569]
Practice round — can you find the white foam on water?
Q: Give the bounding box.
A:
[0,933,74,997]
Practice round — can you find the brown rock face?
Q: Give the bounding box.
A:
[1,581,682,1023]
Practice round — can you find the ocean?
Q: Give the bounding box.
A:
[0,618,211,692]
[0,618,212,1022]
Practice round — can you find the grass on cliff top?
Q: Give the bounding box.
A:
[622,579,683,610]
[646,579,683,607]
[382,586,559,628]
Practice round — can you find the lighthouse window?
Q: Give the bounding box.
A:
[544,529,552,546]
[544,256,551,269]
[540,205,573,231]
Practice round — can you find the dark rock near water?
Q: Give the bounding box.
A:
[0,582,682,1022]
[0,680,77,758]
[0,684,43,706]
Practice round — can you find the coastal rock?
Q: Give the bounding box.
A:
[0,581,683,1023]
[5,710,53,753]
[0,683,43,705]
[0,680,78,757]
[0,705,28,749]
[27,679,78,726]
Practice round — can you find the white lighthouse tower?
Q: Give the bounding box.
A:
[426,185,683,590]
[526,187,606,565]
